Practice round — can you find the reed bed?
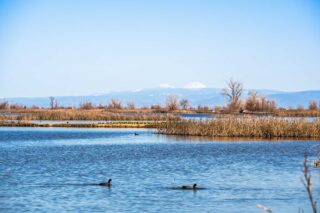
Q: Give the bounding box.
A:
[274,109,320,117]
[157,116,320,139]
[0,120,160,128]
[6,109,179,121]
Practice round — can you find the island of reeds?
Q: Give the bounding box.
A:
[1,79,320,138]
[157,116,320,139]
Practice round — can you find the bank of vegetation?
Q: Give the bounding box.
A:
[0,79,319,127]
[157,116,320,139]
[0,109,179,121]
[0,120,160,128]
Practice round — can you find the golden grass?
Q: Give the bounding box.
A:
[274,109,320,117]
[0,109,179,121]
[157,116,320,139]
[0,120,161,128]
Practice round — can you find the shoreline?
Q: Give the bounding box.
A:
[2,116,320,140]
[0,121,160,128]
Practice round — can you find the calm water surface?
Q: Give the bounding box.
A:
[1,127,320,212]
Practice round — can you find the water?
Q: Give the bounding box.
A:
[179,113,213,120]
[1,127,320,212]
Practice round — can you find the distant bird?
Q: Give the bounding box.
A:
[99,178,112,187]
[134,132,139,136]
[181,183,197,190]
[315,160,320,168]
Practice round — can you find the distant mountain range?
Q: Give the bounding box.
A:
[1,88,320,108]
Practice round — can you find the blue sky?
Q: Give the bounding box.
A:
[0,0,319,97]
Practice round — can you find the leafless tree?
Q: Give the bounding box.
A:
[309,100,318,110]
[108,99,122,110]
[245,90,258,111]
[9,103,25,110]
[49,97,58,109]
[0,101,9,110]
[179,99,190,110]
[79,100,94,109]
[222,79,243,111]
[166,95,179,111]
[245,90,277,112]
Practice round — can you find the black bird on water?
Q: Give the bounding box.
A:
[181,183,197,190]
[99,179,112,187]
[134,132,139,136]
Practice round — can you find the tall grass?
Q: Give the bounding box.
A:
[0,120,160,128]
[275,109,320,117]
[10,109,179,121]
[158,116,320,139]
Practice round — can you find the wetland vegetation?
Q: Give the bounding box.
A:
[1,79,320,139]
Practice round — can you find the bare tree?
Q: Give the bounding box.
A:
[166,95,179,111]
[9,103,24,110]
[108,99,122,110]
[49,97,58,109]
[245,90,258,111]
[222,79,243,111]
[309,100,318,110]
[179,99,190,110]
[245,90,277,112]
[79,100,94,109]
[0,101,9,110]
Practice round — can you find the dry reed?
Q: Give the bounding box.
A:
[275,109,320,117]
[158,116,320,139]
[0,120,160,128]
[5,109,179,121]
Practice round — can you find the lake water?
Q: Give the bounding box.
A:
[1,127,320,212]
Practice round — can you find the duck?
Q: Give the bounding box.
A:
[134,132,139,136]
[181,183,197,190]
[99,178,112,187]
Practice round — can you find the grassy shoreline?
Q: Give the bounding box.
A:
[0,121,160,128]
[157,116,320,139]
[0,109,179,121]
[1,109,320,139]
[1,109,320,121]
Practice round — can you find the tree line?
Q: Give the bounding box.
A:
[0,79,319,112]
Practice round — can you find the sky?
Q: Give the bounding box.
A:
[0,0,319,97]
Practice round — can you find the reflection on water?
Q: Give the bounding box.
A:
[1,127,320,213]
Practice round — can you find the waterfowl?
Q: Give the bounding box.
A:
[315,160,320,168]
[181,183,197,190]
[134,132,139,136]
[99,178,112,187]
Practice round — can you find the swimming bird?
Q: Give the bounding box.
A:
[99,178,112,187]
[181,183,197,190]
[134,132,139,136]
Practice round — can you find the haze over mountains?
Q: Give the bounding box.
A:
[1,88,320,108]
